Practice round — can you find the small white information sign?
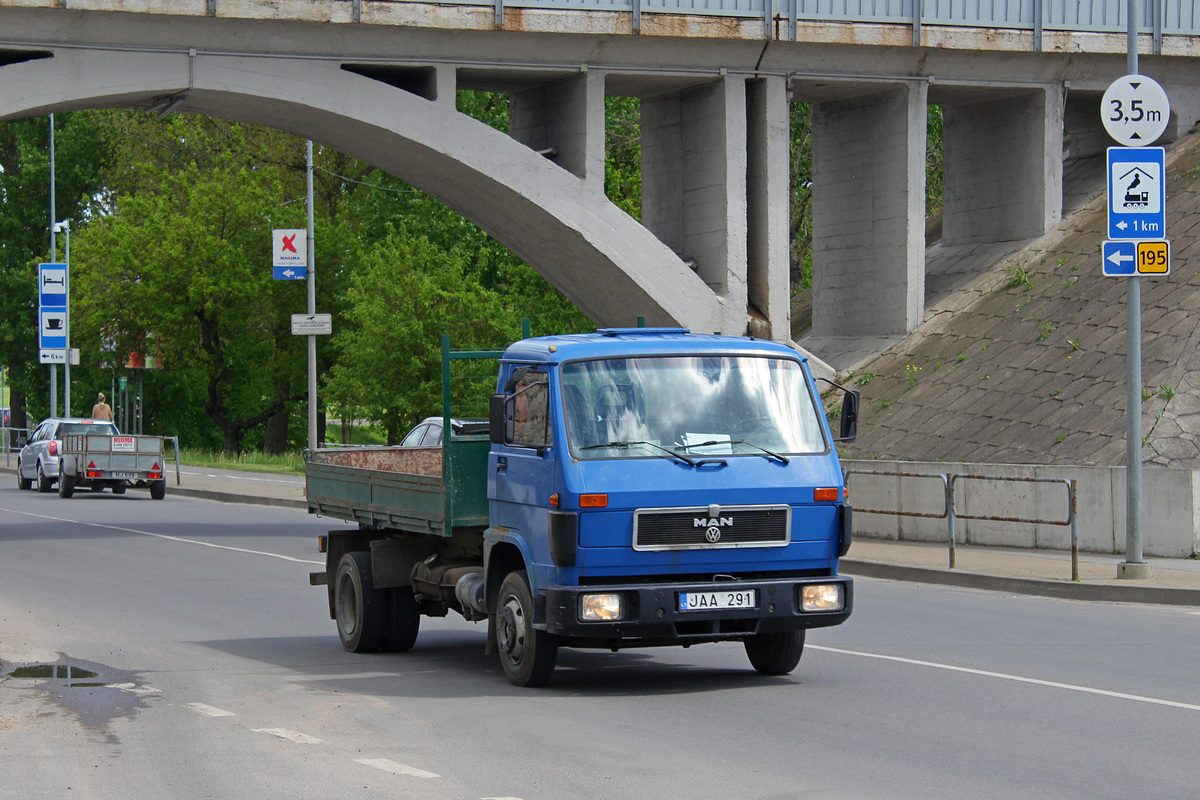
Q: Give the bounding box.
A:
[291,313,332,336]
[39,348,79,365]
[273,229,307,268]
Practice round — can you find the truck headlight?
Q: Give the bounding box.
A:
[801,584,844,612]
[580,593,623,622]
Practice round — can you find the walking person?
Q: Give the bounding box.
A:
[91,392,113,421]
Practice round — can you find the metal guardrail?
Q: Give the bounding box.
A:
[3,426,30,467]
[845,468,1080,581]
[470,0,1194,49]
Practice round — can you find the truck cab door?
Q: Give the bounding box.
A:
[490,368,557,558]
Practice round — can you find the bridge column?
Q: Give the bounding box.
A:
[941,88,1063,245]
[746,75,791,341]
[641,76,748,336]
[509,70,605,190]
[810,82,928,337]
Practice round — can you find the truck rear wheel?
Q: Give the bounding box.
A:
[112,484,127,495]
[495,570,558,687]
[58,473,75,499]
[335,551,388,653]
[744,630,805,675]
[384,587,421,652]
[149,480,166,500]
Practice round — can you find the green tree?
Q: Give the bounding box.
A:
[71,141,308,455]
[325,228,515,442]
[0,113,111,428]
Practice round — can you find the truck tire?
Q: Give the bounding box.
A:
[383,587,421,652]
[112,484,127,495]
[17,460,32,491]
[495,570,558,687]
[58,472,75,499]
[150,480,166,500]
[744,630,805,675]
[335,551,388,653]
[36,463,53,493]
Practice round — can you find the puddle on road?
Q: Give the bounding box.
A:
[1,656,154,744]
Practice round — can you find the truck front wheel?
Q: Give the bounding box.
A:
[335,551,388,653]
[495,570,558,687]
[744,629,805,675]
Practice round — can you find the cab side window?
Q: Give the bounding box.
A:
[512,371,552,450]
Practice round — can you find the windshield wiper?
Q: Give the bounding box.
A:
[679,438,789,465]
[580,440,697,467]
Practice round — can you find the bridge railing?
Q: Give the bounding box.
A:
[467,0,1195,48]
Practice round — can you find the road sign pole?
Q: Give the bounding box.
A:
[62,222,71,418]
[306,140,318,451]
[1120,0,1149,579]
[49,114,57,418]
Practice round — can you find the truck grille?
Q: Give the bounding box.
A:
[633,505,791,551]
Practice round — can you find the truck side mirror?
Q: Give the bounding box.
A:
[487,395,506,448]
[489,394,511,445]
[839,390,859,443]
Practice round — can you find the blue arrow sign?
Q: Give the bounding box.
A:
[1102,241,1137,276]
[1108,147,1166,240]
[274,266,307,281]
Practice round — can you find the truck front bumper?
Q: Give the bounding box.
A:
[543,575,852,644]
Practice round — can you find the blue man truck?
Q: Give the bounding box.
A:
[307,328,857,686]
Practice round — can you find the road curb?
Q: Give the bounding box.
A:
[840,559,1200,607]
[168,486,307,510]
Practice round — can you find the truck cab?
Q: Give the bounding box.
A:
[484,328,854,684]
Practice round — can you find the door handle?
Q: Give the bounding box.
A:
[495,456,508,475]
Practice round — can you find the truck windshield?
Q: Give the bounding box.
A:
[561,355,826,461]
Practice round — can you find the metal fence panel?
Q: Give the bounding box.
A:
[926,0,1035,27]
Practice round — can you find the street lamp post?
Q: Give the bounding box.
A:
[53,220,71,418]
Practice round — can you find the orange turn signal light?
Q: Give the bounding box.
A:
[813,487,840,502]
[579,493,609,508]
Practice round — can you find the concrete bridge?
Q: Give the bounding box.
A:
[2,1,1199,363]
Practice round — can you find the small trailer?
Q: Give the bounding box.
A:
[58,433,169,499]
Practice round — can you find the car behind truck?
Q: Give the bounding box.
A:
[307,328,858,686]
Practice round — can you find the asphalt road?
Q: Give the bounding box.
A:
[1,487,1197,799]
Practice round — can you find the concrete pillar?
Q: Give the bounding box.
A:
[509,71,605,188]
[942,88,1063,245]
[641,77,747,335]
[811,82,927,338]
[746,75,791,342]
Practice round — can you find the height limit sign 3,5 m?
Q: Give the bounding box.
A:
[1108,146,1166,241]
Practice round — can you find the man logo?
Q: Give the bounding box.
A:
[705,526,722,543]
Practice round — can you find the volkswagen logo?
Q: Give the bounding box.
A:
[705,526,722,543]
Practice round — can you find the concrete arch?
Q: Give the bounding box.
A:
[0,46,729,334]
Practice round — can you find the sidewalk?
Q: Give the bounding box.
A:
[4,463,1198,606]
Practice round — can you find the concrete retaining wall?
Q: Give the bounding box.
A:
[843,459,1200,558]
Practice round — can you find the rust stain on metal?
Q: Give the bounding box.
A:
[312,447,442,477]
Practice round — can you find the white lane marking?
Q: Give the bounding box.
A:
[186,703,236,717]
[810,645,1200,712]
[253,728,323,744]
[481,796,526,799]
[106,683,162,696]
[1,507,322,566]
[290,671,421,682]
[355,759,441,779]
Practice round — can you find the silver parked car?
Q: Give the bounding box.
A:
[17,417,120,493]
